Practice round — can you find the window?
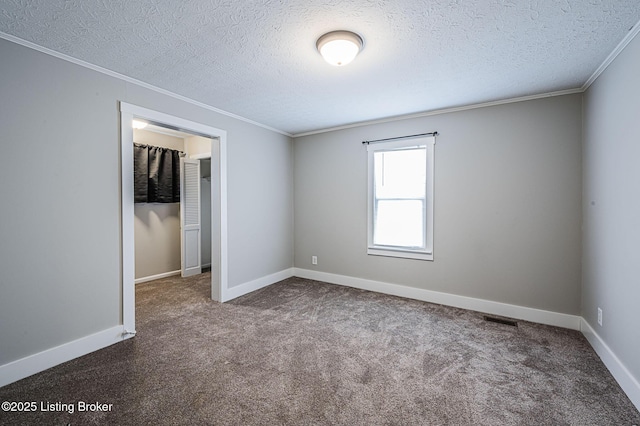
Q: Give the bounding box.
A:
[367,136,435,260]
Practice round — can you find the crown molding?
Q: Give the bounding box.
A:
[0,32,292,137]
[292,88,583,138]
[582,17,640,91]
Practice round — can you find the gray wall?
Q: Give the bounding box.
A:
[294,94,582,314]
[134,128,185,151]
[133,129,184,279]
[0,38,294,365]
[134,203,181,279]
[582,33,640,381]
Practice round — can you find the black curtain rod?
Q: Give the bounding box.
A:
[362,131,438,145]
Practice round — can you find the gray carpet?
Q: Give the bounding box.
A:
[1,274,638,425]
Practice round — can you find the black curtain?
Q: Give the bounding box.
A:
[134,143,181,203]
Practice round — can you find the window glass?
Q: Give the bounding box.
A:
[373,147,426,248]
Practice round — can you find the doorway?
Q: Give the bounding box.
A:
[120,102,228,336]
[131,124,211,281]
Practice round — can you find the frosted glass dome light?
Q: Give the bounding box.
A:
[316,31,364,66]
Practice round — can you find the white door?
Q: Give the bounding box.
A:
[180,158,202,277]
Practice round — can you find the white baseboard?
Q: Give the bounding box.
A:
[0,325,128,388]
[581,319,640,411]
[293,268,582,330]
[223,268,295,302]
[135,270,181,284]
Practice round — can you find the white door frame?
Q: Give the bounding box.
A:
[119,102,228,336]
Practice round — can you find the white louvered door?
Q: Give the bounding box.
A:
[180,158,202,277]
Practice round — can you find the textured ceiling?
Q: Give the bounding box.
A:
[1,1,639,135]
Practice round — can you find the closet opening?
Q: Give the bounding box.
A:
[120,102,228,337]
[132,123,212,282]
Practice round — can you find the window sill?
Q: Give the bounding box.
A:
[367,247,433,261]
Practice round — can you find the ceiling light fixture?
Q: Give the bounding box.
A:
[316,30,364,66]
[132,119,148,129]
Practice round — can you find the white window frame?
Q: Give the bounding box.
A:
[367,136,435,261]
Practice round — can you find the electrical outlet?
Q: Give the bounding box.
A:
[311,256,318,265]
[597,308,603,326]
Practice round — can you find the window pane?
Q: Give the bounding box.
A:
[374,200,424,248]
[374,148,426,199]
